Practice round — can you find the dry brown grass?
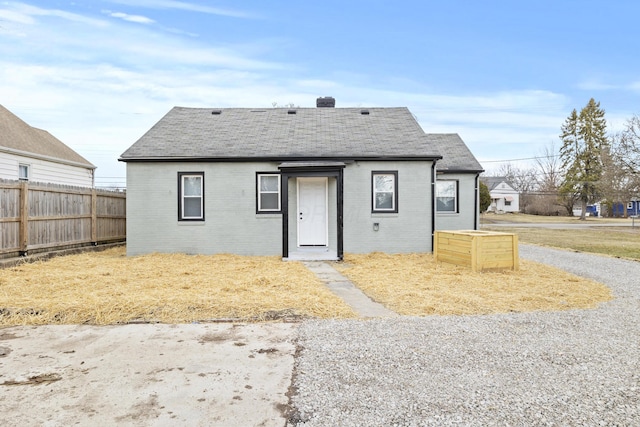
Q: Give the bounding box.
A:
[0,247,357,326]
[334,253,613,316]
[0,246,615,325]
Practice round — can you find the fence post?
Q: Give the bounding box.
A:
[19,181,28,256]
[91,188,97,245]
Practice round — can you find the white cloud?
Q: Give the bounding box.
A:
[105,0,256,19]
[0,8,35,24]
[4,2,108,27]
[104,11,155,25]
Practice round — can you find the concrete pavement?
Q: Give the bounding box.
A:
[303,261,398,318]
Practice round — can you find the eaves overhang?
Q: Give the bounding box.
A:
[1,146,97,169]
[118,155,443,163]
[436,167,485,174]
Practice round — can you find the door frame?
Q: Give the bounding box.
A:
[279,163,344,260]
[296,177,329,247]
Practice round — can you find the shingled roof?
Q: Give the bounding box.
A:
[120,106,449,161]
[0,104,95,168]
[428,133,484,173]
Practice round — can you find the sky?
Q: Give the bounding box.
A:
[2,0,640,188]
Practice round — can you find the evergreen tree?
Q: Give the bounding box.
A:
[558,99,608,219]
[479,181,491,212]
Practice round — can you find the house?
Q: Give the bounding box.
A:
[0,104,96,187]
[611,200,640,217]
[482,176,519,213]
[119,97,483,260]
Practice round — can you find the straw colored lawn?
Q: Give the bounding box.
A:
[0,247,357,326]
[335,253,612,316]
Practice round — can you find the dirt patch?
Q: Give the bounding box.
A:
[2,373,62,386]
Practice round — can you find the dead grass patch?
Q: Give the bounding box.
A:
[335,253,613,316]
[0,247,357,326]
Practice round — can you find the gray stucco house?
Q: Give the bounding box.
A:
[119,97,483,260]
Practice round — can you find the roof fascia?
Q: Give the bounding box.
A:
[119,155,443,163]
[437,168,485,174]
[0,146,96,169]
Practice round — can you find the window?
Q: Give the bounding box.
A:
[436,180,458,213]
[505,200,512,206]
[257,173,281,213]
[372,171,398,213]
[18,164,29,181]
[178,172,204,221]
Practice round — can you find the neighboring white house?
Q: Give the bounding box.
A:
[120,98,484,260]
[0,104,95,187]
[482,177,519,213]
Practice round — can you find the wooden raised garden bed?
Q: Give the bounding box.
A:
[434,230,519,272]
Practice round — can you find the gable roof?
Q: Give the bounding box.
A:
[429,133,483,173]
[0,104,95,168]
[482,176,517,191]
[120,106,447,161]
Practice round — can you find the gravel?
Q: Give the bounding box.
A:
[287,245,640,426]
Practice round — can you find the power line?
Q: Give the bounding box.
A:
[481,154,559,163]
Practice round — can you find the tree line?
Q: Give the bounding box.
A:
[482,98,640,218]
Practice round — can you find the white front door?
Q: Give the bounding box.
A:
[297,177,328,246]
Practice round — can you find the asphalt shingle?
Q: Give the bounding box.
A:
[120,106,482,172]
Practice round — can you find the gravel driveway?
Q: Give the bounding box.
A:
[288,245,640,426]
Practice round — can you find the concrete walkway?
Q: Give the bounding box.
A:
[303,261,398,318]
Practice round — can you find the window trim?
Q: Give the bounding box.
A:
[436,179,459,213]
[18,163,29,181]
[178,172,205,221]
[371,171,398,213]
[256,172,282,214]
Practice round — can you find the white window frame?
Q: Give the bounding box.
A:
[18,163,30,181]
[257,173,281,213]
[372,171,398,213]
[178,172,204,221]
[436,180,458,213]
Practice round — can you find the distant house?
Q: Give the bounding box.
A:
[611,200,640,217]
[0,104,95,187]
[483,177,519,213]
[120,97,483,260]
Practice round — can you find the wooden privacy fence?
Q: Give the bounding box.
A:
[0,180,126,258]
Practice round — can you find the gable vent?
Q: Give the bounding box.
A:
[360,109,370,115]
[288,109,297,115]
[211,110,222,115]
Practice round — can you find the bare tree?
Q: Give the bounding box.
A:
[535,141,562,192]
[616,115,640,174]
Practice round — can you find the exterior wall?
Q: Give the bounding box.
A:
[343,160,434,253]
[0,151,94,187]
[126,162,282,256]
[435,173,479,231]
[128,160,462,256]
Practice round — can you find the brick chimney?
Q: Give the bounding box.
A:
[316,96,336,108]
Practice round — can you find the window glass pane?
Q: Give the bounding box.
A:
[260,193,279,210]
[183,176,201,196]
[183,198,202,217]
[19,165,28,179]
[260,175,279,192]
[375,192,393,209]
[437,197,455,212]
[374,175,394,192]
[436,181,455,197]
